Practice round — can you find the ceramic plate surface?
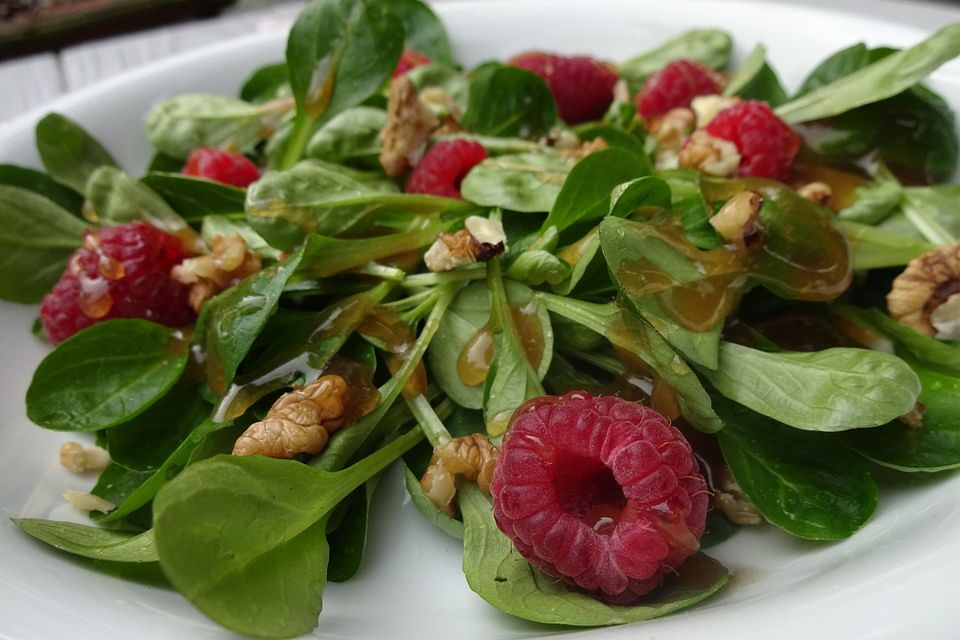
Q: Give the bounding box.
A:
[1,1,959,638]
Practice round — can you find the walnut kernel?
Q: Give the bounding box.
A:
[678,130,741,177]
[59,442,111,474]
[887,243,960,338]
[172,233,261,312]
[423,216,507,272]
[420,434,499,515]
[379,75,440,177]
[710,190,763,247]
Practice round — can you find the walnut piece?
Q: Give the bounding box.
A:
[379,75,440,177]
[420,434,499,516]
[690,94,740,128]
[887,243,960,338]
[797,181,833,206]
[710,190,763,247]
[649,107,695,170]
[714,466,763,526]
[897,401,927,429]
[233,374,351,458]
[63,489,115,514]
[172,233,261,312]
[561,136,609,161]
[678,130,741,177]
[59,442,111,474]
[423,216,507,272]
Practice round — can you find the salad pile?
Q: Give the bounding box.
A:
[4,0,960,636]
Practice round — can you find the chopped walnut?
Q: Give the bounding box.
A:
[423,216,507,272]
[649,107,695,170]
[379,75,440,177]
[172,233,261,312]
[63,489,115,514]
[678,130,741,177]
[898,402,927,429]
[714,466,763,526]
[59,442,111,474]
[233,374,352,458]
[561,136,609,160]
[710,190,763,247]
[612,78,631,105]
[797,181,833,206]
[690,94,740,128]
[887,243,960,338]
[420,434,499,516]
[538,126,580,150]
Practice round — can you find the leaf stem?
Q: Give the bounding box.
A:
[902,195,957,246]
[279,112,314,170]
[400,288,442,325]
[538,292,616,335]
[405,394,451,448]
[400,265,487,288]
[352,263,406,281]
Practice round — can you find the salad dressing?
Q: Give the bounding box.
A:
[456,303,546,387]
[358,306,428,397]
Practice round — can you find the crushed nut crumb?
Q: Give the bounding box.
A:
[423,216,507,272]
[63,489,115,514]
[171,233,261,312]
[420,434,498,516]
[678,130,741,177]
[233,374,354,458]
[887,243,960,338]
[379,75,440,177]
[649,107,695,170]
[710,190,763,247]
[59,442,111,474]
[797,181,833,206]
[714,466,763,526]
[561,136,609,160]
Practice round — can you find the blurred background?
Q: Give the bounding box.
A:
[1,0,958,122]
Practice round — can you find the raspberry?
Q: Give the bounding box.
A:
[509,51,619,124]
[181,147,261,188]
[704,100,800,179]
[490,392,708,604]
[636,59,723,120]
[404,140,487,199]
[40,222,195,344]
[393,48,432,78]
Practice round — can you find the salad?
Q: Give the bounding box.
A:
[3,0,960,637]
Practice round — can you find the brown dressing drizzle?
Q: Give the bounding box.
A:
[455,302,546,387]
[358,306,428,398]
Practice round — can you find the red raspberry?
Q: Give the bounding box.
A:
[393,48,432,78]
[636,59,723,120]
[490,392,708,604]
[704,100,800,179]
[509,51,619,124]
[404,140,487,199]
[40,222,195,344]
[181,147,260,188]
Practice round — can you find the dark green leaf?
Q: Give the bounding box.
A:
[841,220,934,270]
[723,45,787,107]
[90,462,155,520]
[141,172,246,221]
[460,151,570,212]
[715,397,877,540]
[407,64,470,112]
[84,167,194,237]
[146,94,264,159]
[391,0,453,65]
[26,320,188,432]
[608,176,672,219]
[0,164,84,215]
[460,64,557,137]
[0,185,87,303]
[459,484,728,624]
[305,106,387,165]
[795,43,870,97]
[13,519,157,562]
[239,61,290,103]
[700,511,739,548]
[200,215,282,260]
[35,113,118,192]
[505,249,570,286]
[838,177,903,226]
[701,341,920,431]
[146,152,185,173]
[618,29,732,92]
[326,480,377,582]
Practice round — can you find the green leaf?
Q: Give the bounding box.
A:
[198,250,303,395]
[900,185,960,245]
[402,465,464,539]
[90,463,155,521]
[306,106,387,165]
[140,172,246,222]
[460,151,571,212]
[841,220,934,270]
[543,148,649,233]
[575,125,652,171]
[200,214,283,261]
[460,64,557,137]
[618,29,732,92]
[715,397,877,540]
[794,43,870,97]
[776,24,960,123]
[13,519,157,562]
[552,229,602,295]
[35,113,118,192]
[0,185,87,303]
[152,428,422,638]
[391,0,453,65]
[26,320,188,432]
[408,64,470,113]
[723,44,787,106]
[459,484,728,625]
[145,94,264,159]
[660,169,721,250]
[84,167,194,238]
[842,360,960,472]
[838,177,903,226]
[608,176,672,219]
[506,249,571,286]
[0,164,84,215]
[701,341,921,431]
[239,61,290,103]
[723,44,767,97]
[326,479,377,582]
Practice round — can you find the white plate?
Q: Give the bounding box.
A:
[2,1,959,638]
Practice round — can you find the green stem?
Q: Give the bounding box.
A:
[279,112,314,170]
[902,195,957,246]
[400,265,487,288]
[400,288,442,325]
[405,394,451,448]
[556,342,623,374]
[539,292,616,335]
[353,263,406,281]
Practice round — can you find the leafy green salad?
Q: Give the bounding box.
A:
[3,0,960,637]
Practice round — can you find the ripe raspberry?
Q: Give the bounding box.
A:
[490,392,708,604]
[404,140,487,199]
[181,147,261,188]
[636,59,723,120]
[393,48,432,78]
[40,222,195,344]
[509,51,619,124]
[704,101,800,179]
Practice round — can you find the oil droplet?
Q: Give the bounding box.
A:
[78,276,112,318]
[457,326,494,387]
